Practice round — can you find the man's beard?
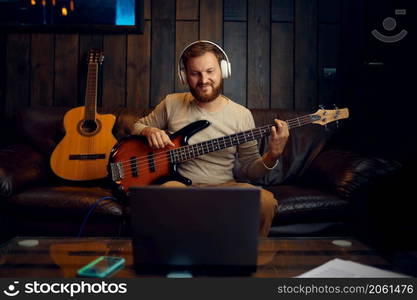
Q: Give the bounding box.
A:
[190,81,223,103]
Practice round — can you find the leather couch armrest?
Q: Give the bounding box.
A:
[0,144,49,197]
[301,150,401,200]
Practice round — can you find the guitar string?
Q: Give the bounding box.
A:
[113,117,317,176]
[114,116,316,171]
[114,115,315,170]
[86,64,97,161]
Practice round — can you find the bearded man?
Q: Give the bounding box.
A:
[132,40,289,236]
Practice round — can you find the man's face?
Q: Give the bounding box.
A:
[185,52,222,103]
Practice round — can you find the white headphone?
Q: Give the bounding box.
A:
[177,40,232,86]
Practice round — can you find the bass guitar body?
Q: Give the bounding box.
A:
[50,106,117,181]
[110,120,209,193]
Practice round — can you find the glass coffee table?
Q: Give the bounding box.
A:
[0,236,402,278]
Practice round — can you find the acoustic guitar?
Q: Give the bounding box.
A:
[109,107,349,193]
[50,49,117,181]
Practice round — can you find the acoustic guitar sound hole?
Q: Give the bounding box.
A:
[78,119,101,136]
[82,120,97,133]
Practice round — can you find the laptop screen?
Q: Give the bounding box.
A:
[129,186,261,275]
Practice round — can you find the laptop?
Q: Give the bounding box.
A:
[129,186,261,275]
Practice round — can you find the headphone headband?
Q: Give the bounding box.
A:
[177,40,231,85]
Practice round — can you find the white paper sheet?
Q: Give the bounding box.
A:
[296,258,409,278]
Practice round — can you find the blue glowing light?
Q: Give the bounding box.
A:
[116,0,134,25]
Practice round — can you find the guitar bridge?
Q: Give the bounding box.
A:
[110,162,124,181]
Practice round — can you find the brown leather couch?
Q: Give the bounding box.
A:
[0,107,401,240]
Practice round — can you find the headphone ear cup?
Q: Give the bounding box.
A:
[220,60,231,79]
[227,61,231,78]
[179,69,187,85]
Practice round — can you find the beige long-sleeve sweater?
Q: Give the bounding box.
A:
[133,92,272,185]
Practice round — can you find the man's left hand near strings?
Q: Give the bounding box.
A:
[263,119,289,167]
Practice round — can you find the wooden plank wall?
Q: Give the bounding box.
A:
[0,33,7,116]
[0,0,342,119]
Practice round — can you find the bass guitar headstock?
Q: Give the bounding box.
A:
[310,106,349,126]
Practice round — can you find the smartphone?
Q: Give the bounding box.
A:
[77,256,125,278]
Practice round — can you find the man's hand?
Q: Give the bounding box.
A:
[262,119,289,168]
[140,127,175,149]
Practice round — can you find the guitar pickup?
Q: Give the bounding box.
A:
[110,162,124,181]
[130,157,139,177]
[147,152,156,173]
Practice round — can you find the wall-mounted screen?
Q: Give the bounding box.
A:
[0,0,144,33]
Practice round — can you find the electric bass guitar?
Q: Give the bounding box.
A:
[50,49,117,181]
[109,107,349,193]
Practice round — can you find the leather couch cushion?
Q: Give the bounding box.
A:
[15,107,153,156]
[238,109,334,186]
[266,185,349,225]
[301,150,402,200]
[0,144,48,197]
[6,186,124,219]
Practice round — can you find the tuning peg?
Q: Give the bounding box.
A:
[319,105,328,117]
[333,104,340,119]
[331,105,340,128]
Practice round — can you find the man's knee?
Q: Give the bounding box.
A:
[224,182,278,215]
[160,181,188,188]
[260,189,278,215]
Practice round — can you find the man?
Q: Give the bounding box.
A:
[133,40,289,236]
